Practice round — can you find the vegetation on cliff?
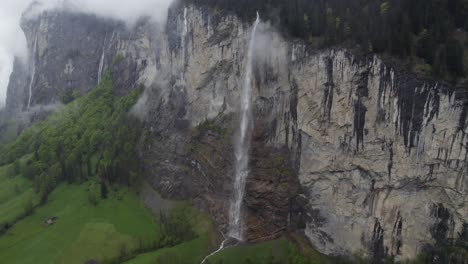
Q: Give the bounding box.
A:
[0,74,222,263]
[0,74,142,203]
[185,0,468,83]
[0,73,320,263]
[0,183,158,263]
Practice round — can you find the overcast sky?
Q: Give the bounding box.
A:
[0,0,173,108]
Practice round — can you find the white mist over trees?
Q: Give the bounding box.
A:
[0,0,173,108]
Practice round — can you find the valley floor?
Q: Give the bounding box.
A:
[0,180,158,263]
[0,164,327,264]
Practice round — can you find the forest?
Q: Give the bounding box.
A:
[185,0,468,84]
[0,75,142,204]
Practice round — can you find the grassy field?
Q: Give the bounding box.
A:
[124,205,220,264]
[206,237,326,264]
[127,236,321,264]
[0,183,158,264]
[0,164,36,229]
[208,238,292,263]
[0,174,331,264]
[0,164,328,264]
[125,235,214,264]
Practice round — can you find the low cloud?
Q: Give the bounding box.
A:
[0,0,174,108]
[251,21,289,91]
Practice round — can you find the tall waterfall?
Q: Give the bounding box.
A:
[97,48,105,84]
[181,7,188,81]
[27,35,38,110]
[97,34,112,85]
[228,12,260,241]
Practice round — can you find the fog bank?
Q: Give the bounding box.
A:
[0,0,174,108]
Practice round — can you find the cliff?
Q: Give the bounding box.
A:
[5,3,468,262]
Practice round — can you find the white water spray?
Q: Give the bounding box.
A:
[183,7,188,47]
[97,34,112,85]
[27,35,38,110]
[97,32,117,85]
[228,12,260,241]
[199,13,260,264]
[97,48,105,84]
[180,7,188,80]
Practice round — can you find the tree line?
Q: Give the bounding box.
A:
[0,75,142,203]
[185,0,468,82]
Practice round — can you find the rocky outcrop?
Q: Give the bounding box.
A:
[5,9,157,114]
[290,51,467,260]
[5,59,29,116]
[6,3,467,262]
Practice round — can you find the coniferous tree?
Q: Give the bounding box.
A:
[184,0,468,81]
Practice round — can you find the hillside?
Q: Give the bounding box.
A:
[0,1,467,263]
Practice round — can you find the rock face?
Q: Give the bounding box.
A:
[6,3,468,261]
[5,9,154,114]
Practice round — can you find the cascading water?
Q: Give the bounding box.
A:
[97,33,116,85]
[27,35,38,110]
[97,34,111,85]
[97,48,105,84]
[181,7,188,81]
[228,12,260,241]
[200,13,260,264]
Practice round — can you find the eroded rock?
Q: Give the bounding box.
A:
[6,4,467,261]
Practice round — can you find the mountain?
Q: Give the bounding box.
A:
[2,2,468,263]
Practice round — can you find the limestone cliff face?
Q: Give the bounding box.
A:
[6,11,112,113]
[290,51,467,260]
[6,4,468,261]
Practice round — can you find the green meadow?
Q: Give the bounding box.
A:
[0,74,324,264]
[0,183,158,264]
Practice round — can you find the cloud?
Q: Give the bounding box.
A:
[67,0,173,24]
[0,0,174,108]
[0,50,14,108]
[0,0,31,107]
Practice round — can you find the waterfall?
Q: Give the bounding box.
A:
[182,7,188,61]
[199,13,260,264]
[183,7,188,46]
[291,44,296,62]
[97,33,112,85]
[97,48,105,84]
[228,12,260,241]
[181,7,188,81]
[27,35,38,110]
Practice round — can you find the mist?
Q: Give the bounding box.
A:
[0,0,174,108]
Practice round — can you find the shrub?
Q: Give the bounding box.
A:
[87,187,99,206]
[22,197,34,217]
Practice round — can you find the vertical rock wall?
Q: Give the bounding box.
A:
[5,4,467,261]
